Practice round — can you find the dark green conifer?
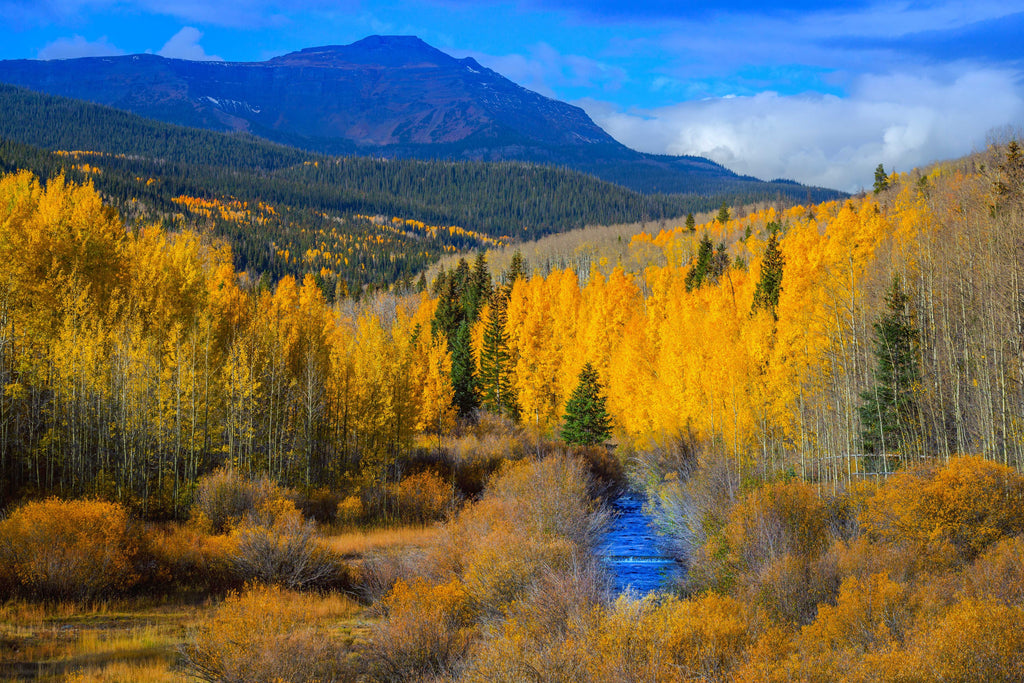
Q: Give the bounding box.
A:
[479,291,517,418]
[685,233,715,291]
[873,163,889,194]
[751,223,785,320]
[716,201,730,224]
[860,275,920,457]
[561,362,612,446]
[451,321,479,417]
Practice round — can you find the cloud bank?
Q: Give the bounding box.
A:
[584,67,1024,192]
[38,35,124,60]
[158,27,222,61]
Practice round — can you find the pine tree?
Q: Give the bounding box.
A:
[503,250,526,291]
[450,321,478,417]
[716,201,730,224]
[685,212,695,231]
[479,291,516,418]
[561,362,612,446]
[873,163,889,194]
[860,275,920,458]
[751,223,785,320]
[464,251,492,322]
[685,233,715,291]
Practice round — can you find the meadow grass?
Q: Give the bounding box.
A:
[321,524,442,558]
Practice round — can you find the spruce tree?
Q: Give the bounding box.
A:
[479,291,516,418]
[450,321,479,417]
[751,223,785,320]
[873,163,889,194]
[860,275,920,458]
[561,362,612,446]
[716,201,730,224]
[685,212,695,231]
[685,233,715,291]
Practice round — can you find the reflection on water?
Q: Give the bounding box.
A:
[600,495,679,595]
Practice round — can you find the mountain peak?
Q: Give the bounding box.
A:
[270,35,454,68]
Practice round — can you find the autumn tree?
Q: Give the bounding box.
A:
[860,275,921,458]
[561,362,612,446]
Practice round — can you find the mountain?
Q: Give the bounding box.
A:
[0,36,841,199]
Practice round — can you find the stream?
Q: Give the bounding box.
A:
[599,494,679,596]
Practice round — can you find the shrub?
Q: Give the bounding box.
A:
[860,456,1024,568]
[906,598,1024,682]
[181,584,359,682]
[395,470,454,524]
[228,497,339,590]
[961,535,1024,606]
[364,577,477,682]
[142,523,240,593]
[191,468,287,534]
[0,498,139,600]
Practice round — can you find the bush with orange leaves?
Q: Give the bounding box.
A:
[859,455,1024,569]
[0,498,140,601]
[462,590,751,683]
[181,583,359,682]
[364,577,478,681]
[690,479,845,624]
[143,522,240,593]
[395,469,455,524]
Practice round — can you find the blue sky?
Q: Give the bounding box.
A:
[3,0,1024,191]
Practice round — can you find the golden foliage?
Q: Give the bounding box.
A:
[0,498,139,600]
[181,584,359,682]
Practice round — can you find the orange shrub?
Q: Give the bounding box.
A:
[365,577,477,682]
[143,523,239,593]
[182,584,359,682]
[0,498,140,600]
[395,470,454,524]
[905,598,1024,682]
[860,456,1024,568]
[961,535,1024,605]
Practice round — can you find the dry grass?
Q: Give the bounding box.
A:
[322,525,442,559]
[0,598,203,683]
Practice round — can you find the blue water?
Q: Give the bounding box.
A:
[600,495,677,596]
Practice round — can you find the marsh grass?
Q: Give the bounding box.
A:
[0,598,202,682]
[322,525,442,558]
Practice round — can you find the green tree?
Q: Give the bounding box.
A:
[873,163,889,194]
[685,212,696,231]
[716,201,730,224]
[450,321,479,417]
[479,292,516,418]
[860,275,921,458]
[561,362,612,446]
[751,223,785,320]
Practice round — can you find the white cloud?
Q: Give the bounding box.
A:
[158,27,222,61]
[38,34,124,60]
[450,43,627,98]
[582,67,1024,192]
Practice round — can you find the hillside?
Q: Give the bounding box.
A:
[0,83,731,293]
[0,36,844,199]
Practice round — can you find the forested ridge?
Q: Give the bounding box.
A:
[3,135,1024,681]
[0,84,849,298]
